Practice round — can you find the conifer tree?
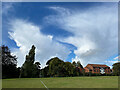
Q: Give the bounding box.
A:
[20,45,40,78]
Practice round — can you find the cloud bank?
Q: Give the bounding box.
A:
[8,19,70,68]
[8,3,118,68]
[45,4,118,67]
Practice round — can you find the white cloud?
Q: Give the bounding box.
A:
[8,19,70,68]
[45,4,118,67]
[104,60,119,69]
[114,56,120,61]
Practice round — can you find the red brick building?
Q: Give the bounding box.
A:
[78,67,84,72]
[84,64,111,74]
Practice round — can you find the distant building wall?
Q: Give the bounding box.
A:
[84,64,111,74]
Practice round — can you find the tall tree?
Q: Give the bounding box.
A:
[20,45,41,78]
[1,45,19,78]
[26,45,35,63]
[77,61,83,68]
[72,61,77,67]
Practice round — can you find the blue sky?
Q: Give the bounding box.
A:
[2,2,118,68]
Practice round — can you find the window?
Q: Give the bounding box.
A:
[94,70,96,72]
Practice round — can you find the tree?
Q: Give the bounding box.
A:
[35,62,41,69]
[77,61,83,68]
[72,61,77,67]
[64,62,74,76]
[72,61,84,76]
[1,45,19,78]
[46,58,53,66]
[20,45,41,78]
[76,61,84,76]
[112,62,120,76]
[40,58,54,77]
[41,66,49,77]
[26,45,35,63]
[34,62,41,77]
[49,57,65,77]
[42,57,84,77]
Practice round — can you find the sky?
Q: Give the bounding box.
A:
[2,2,119,68]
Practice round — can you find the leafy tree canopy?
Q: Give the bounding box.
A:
[1,45,19,78]
[112,62,120,76]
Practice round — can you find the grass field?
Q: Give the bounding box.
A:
[2,76,118,88]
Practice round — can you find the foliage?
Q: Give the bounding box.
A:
[20,45,41,78]
[1,45,20,78]
[63,62,74,76]
[72,61,77,67]
[41,57,84,77]
[2,45,115,78]
[41,66,49,77]
[112,62,120,76]
[77,61,83,68]
[49,57,65,77]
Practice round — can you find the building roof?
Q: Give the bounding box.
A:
[87,64,109,68]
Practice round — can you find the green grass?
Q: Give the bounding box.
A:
[2,76,118,88]
[2,78,45,88]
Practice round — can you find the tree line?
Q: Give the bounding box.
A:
[41,57,84,77]
[1,45,120,79]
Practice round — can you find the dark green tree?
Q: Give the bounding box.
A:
[41,66,49,77]
[49,57,65,77]
[77,61,83,68]
[42,57,84,77]
[46,58,53,66]
[26,45,35,63]
[72,61,83,76]
[72,61,77,67]
[34,62,41,77]
[40,58,54,77]
[20,45,41,78]
[112,62,120,76]
[1,45,19,78]
[63,62,74,76]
